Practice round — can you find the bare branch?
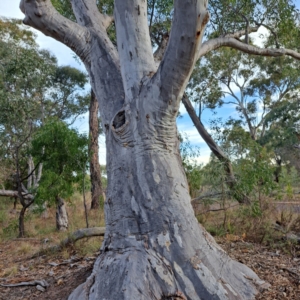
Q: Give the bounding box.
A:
[114,0,155,97]
[0,189,33,200]
[158,0,209,103]
[20,0,91,65]
[31,227,106,258]
[224,27,259,39]
[198,36,300,60]
[182,94,251,204]
[0,280,49,288]
[70,0,113,30]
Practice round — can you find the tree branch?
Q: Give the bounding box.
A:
[31,227,106,258]
[0,189,33,200]
[224,27,259,39]
[198,36,300,60]
[182,94,251,204]
[114,0,155,98]
[153,33,169,66]
[70,0,113,31]
[157,0,209,104]
[20,0,91,65]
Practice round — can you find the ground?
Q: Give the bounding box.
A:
[0,236,299,300]
[0,195,299,299]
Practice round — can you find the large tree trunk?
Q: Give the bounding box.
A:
[69,93,265,299]
[89,89,104,210]
[19,1,270,298]
[56,197,68,231]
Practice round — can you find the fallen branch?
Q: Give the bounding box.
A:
[200,204,240,214]
[282,267,300,279]
[31,227,105,258]
[0,279,49,288]
[273,224,300,243]
[0,189,33,200]
[191,192,229,204]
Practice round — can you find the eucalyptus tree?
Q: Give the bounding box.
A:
[21,0,300,298]
[0,18,89,236]
[0,19,57,236]
[31,119,89,231]
[182,0,300,203]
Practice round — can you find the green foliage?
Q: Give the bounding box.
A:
[0,18,89,192]
[276,166,300,199]
[179,134,203,198]
[2,218,19,238]
[31,119,89,206]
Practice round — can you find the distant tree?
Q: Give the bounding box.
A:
[50,1,108,211]
[0,18,89,236]
[89,90,105,209]
[31,119,89,231]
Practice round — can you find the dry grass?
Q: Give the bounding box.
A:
[0,265,18,278]
[0,191,105,258]
[197,195,300,251]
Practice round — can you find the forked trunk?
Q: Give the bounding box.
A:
[69,92,265,299]
[19,0,268,298]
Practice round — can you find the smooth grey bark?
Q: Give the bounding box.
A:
[56,197,68,231]
[19,0,271,298]
[89,89,104,210]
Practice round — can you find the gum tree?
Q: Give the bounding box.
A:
[18,0,299,298]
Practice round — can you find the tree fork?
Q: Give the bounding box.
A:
[19,0,272,298]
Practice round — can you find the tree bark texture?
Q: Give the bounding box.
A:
[89,89,104,210]
[56,197,68,231]
[19,0,270,298]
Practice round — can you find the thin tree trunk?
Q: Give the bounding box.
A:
[83,167,89,228]
[182,94,250,204]
[89,89,104,210]
[13,197,17,210]
[18,207,26,238]
[56,197,68,231]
